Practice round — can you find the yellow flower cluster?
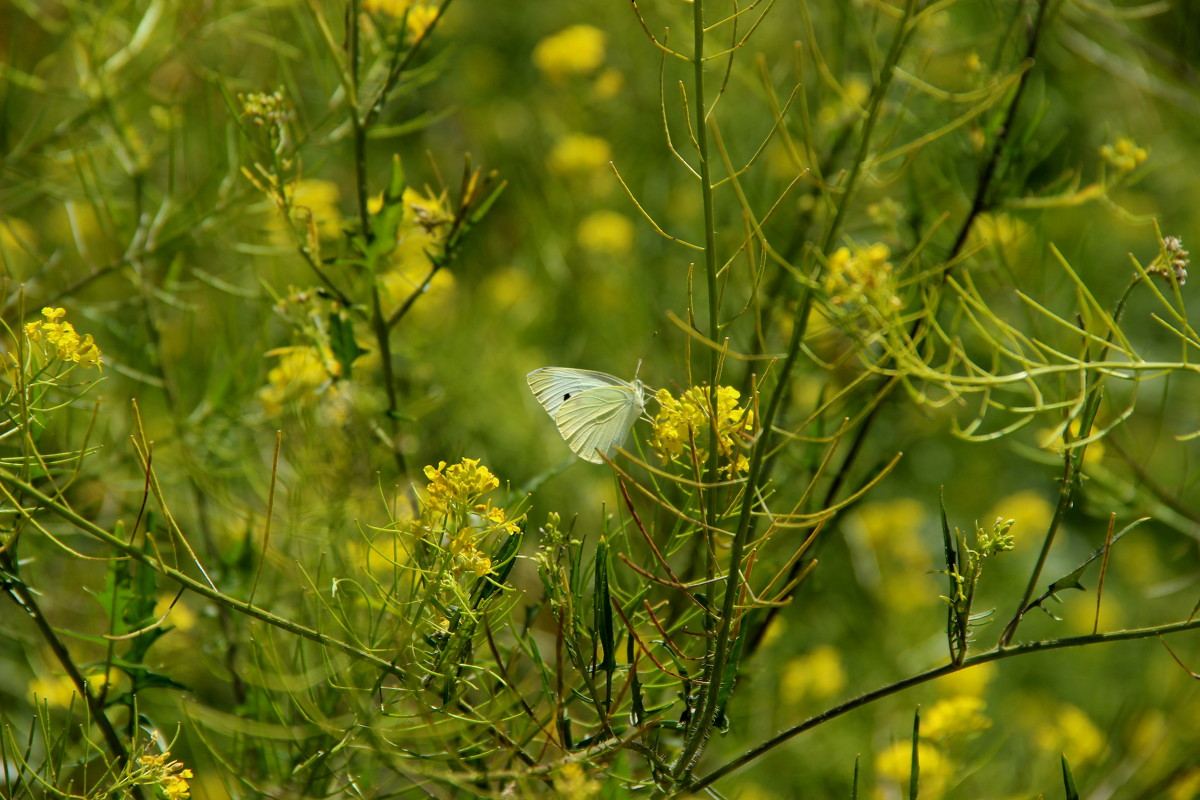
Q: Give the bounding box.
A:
[532,25,606,81]
[874,671,997,799]
[362,0,440,36]
[418,458,521,578]
[28,668,115,708]
[258,345,338,416]
[650,385,754,476]
[921,695,992,742]
[371,186,452,269]
[551,761,602,800]
[1030,702,1106,765]
[576,210,634,255]
[24,307,102,369]
[779,644,847,706]
[135,752,194,800]
[1100,136,1148,173]
[272,178,343,243]
[1038,418,1105,466]
[548,133,612,176]
[876,741,953,799]
[849,498,936,612]
[823,242,900,311]
[817,77,869,128]
[423,458,500,515]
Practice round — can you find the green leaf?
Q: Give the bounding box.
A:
[470,522,524,608]
[627,627,645,727]
[1061,754,1080,800]
[713,630,743,734]
[593,538,617,675]
[328,312,366,380]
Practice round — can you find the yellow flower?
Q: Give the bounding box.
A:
[411,458,522,581]
[551,761,601,800]
[823,242,900,311]
[876,741,953,800]
[379,260,456,320]
[576,210,634,255]
[423,457,500,516]
[939,661,995,697]
[1038,418,1104,466]
[968,212,1031,267]
[0,217,37,275]
[28,668,116,708]
[592,68,623,100]
[650,385,754,476]
[25,307,103,369]
[258,345,337,416]
[986,490,1051,551]
[362,0,410,15]
[921,695,992,743]
[548,134,612,175]
[154,595,198,632]
[1099,136,1148,173]
[1169,766,1200,800]
[847,498,936,611]
[532,25,606,81]
[370,186,452,270]
[1031,703,1106,766]
[779,645,846,705]
[136,752,194,800]
[270,178,343,243]
[405,4,439,38]
[817,77,869,128]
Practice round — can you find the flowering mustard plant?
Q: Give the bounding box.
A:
[134,752,194,800]
[413,458,521,579]
[24,307,102,369]
[532,25,606,82]
[650,385,754,476]
[823,242,901,312]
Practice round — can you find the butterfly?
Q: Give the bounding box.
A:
[527,367,646,463]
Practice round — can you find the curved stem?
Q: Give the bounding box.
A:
[748,0,1053,655]
[0,468,408,682]
[691,616,1200,791]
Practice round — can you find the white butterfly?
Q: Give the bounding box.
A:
[527,367,646,463]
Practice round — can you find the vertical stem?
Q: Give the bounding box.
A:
[671,0,919,784]
[692,0,723,516]
[673,0,726,780]
[349,0,407,476]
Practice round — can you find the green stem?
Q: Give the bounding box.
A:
[999,274,1139,645]
[670,1,920,784]
[691,0,723,560]
[2,556,138,789]
[748,0,1052,656]
[689,616,1200,791]
[0,467,408,682]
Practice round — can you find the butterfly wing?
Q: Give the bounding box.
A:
[553,383,645,463]
[527,367,631,419]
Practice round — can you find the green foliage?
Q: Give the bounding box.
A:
[2,0,1200,799]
